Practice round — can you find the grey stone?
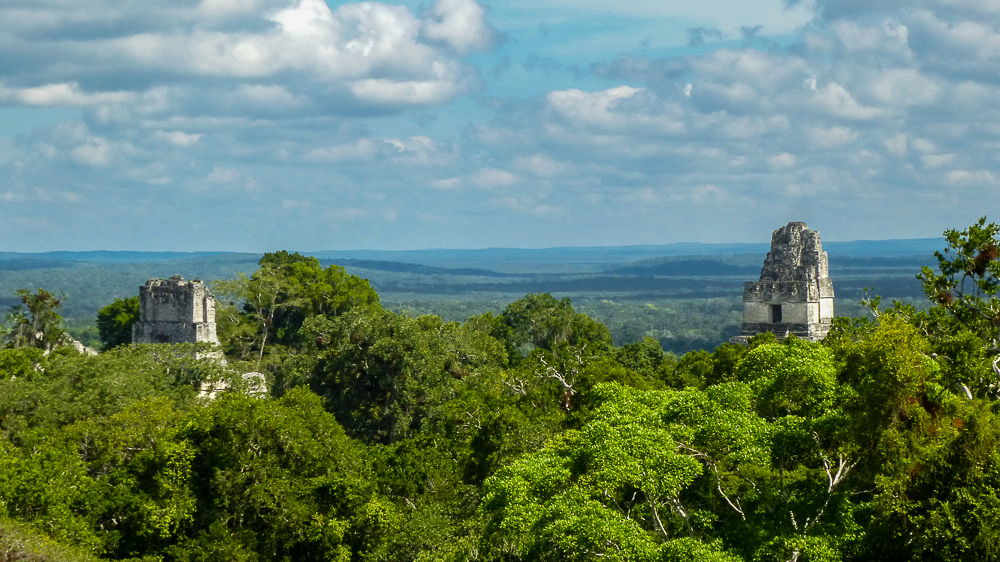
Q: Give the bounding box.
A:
[731,222,834,343]
[132,276,219,345]
[131,277,267,400]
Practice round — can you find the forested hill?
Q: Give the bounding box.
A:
[0,236,942,271]
[309,236,942,270]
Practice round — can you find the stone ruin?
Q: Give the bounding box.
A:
[132,275,265,399]
[731,222,834,343]
[132,275,219,345]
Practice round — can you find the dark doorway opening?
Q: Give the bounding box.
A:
[771,304,782,323]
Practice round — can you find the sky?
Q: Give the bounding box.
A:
[0,0,998,251]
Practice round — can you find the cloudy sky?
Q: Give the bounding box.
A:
[1,0,998,251]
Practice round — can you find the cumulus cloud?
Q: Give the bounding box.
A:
[452,0,1000,242]
[0,0,496,115]
[546,86,686,134]
[305,136,454,167]
[70,137,113,166]
[6,0,1000,250]
[0,83,137,107]
[421,0,499,54]
[472,168,518,188]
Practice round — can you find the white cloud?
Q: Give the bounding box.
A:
[546,86,686,134]
[472,168,518,188]
[807,126,858,150]
[883,133,908,156]
[156,130,203,147]
[1,0,494,115]
[305,136,452,166]
[946,169,999,187]
[207,166,244,184]
[70,137,112,166]
[618,187,660,204]
[921,153,956,168]
[349,77,468,107]
[532,204,560,216]
[689,185,729,206]
[512,0,815,37]
[830,18,911,58]
[806,82,885,121]
[432,177,462,190]
[230,85,311,111]
[0,82,136,107]
[864,68,939,107]
[421,0,498,54]
[768,153,797,169]
[306,139,381,162]
[326,207,367,221]
[911,138,937,153]
[513,154,568,177]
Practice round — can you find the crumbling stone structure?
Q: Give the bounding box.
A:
[133,275,219,345]
[732,222,834,343]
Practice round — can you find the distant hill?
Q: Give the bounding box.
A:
[319,259,516,278]
[0,236,944,272]
[608,259,761,277]
[0,251,229,263]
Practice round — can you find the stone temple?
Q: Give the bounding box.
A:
[132,276,219,345]
[731,222,834,343]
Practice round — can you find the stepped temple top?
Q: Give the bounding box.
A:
[731,222,834,343]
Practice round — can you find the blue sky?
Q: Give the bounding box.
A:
[0,0,997,251]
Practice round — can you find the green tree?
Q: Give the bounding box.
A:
[299,307,507,444]
[5,289,66,352]
[911,217,1000,397]
[479,383,755,561]
[95,296,139,351]
[214,251,380,363]
[490,293,612,361]
[918,217,1000,337]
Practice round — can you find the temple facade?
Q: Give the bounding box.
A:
[732,222,834,343]
[132,276,219,345]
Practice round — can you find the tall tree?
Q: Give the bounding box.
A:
[96,296,140,351]
[214,252,380,363]
[5,289,66,352]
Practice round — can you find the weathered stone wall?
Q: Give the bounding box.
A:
[132,275,219,345]
[732,222,835,343]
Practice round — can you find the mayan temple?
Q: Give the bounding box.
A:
[732,222,835,343]
[132,275,219,345]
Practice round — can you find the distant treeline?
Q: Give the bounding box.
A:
[0,244,931,354]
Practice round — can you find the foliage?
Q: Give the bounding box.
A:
[298,307,508,444]
[0,517,101,562]
[96,296,139,351]
[918,217,1000,339]
[213,251,380,365]
[480,383,758,561]
[5,289,66,351]
[5,227,1000,561]
[484,293,612,362]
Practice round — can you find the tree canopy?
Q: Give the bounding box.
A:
[5,222,1000,561]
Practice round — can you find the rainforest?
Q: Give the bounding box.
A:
[2,219,1000,562]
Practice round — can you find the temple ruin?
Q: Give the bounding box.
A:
[731,222,834,343]
[132,276,219,345]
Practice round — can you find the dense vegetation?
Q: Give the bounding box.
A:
[0,222,994,561]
